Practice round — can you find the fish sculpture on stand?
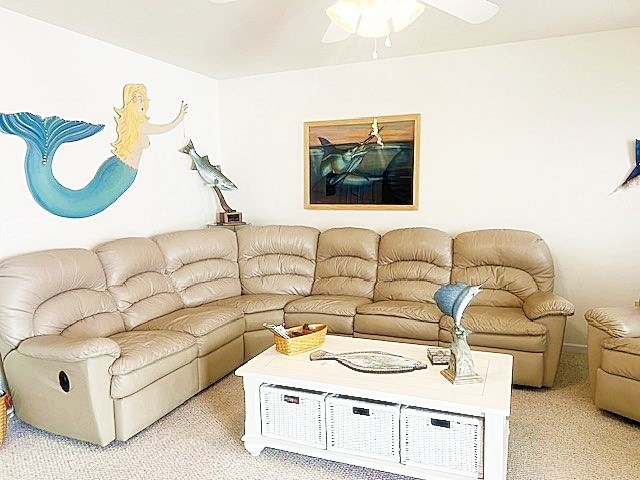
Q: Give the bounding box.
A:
[309,350,428,374]
[180,139,244,224]
[180,140,237,191]
[434,282,484,384]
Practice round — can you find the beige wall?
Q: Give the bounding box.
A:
[0,8,220,259]
[218,28,640,347]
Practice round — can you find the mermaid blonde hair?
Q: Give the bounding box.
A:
[111,83,150,160]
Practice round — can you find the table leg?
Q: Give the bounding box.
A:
[483,413,508,480]
[241,376,265,456]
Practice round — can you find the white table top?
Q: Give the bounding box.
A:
[236,335,513,417]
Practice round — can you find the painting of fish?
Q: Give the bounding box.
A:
[304,114,420,210]
[309,350,428,374]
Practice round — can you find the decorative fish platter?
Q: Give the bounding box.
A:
[309,350,428,374]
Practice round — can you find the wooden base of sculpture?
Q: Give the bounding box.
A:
[441,326,483,385]
[217,211,245,225]
[212,186,245,225]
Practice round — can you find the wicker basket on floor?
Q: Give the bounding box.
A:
[0,392,7,446]
[274,324,327,355]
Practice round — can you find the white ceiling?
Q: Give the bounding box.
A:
[1,0,640,79]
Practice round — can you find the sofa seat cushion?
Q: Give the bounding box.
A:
[133,305,244,356]
[440,306,547,353]
[212,294,301,314]
[601,338,640,381]
[108,330,197,399]
[285,295,372,316]
[354,314,439,343]
[354,300,441,342]
[356,300,442,323]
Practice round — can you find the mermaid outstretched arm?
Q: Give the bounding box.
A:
[140,101,188,135]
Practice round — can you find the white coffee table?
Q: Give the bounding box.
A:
[235,335,512,480]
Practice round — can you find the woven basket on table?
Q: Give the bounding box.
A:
[0,392,7,446]
[274,324,327,355]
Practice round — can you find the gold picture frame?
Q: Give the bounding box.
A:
[304,114,420,210]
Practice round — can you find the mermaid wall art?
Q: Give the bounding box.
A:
[0,83,188,218]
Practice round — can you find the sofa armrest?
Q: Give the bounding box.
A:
[584,307,640,338]
[5,335,120,446]
[17,335,120,362]
[523,291,575,320]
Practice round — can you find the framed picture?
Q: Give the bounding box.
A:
[304,114,420,210]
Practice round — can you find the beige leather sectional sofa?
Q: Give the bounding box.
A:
[0,225,574,445]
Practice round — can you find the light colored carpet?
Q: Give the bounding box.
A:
[1,352,638,480]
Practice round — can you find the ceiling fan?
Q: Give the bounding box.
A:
[209,0,499,44]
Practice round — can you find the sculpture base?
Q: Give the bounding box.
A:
[218,211,244,225]
[441,368,483,385]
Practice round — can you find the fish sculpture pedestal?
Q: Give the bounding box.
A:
[212,186,246,225]
[441,326,483,385]
[217,211,245,225]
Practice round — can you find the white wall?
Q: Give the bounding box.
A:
[0,8,220,258]
[218,28,640,347]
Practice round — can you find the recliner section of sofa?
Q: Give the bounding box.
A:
[444,229,574,387]
[215,225,320,359]
[95,234,245,392]
[0,224,575,446]
[285,227,379,335]
[355,227,451,345]
[0,247,199,446]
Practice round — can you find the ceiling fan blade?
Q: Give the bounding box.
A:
[420,0,499,24]
[322,21,351,44]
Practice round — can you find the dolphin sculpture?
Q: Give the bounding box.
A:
[434,282,484,384]
[179,140,237,191]
[434,282,482,330]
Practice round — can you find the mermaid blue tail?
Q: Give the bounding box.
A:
[0,112,137,218]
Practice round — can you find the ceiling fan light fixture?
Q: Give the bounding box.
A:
[357,2,391,38]
[357,18,391,38]
[326,0,425,38]
[390,0,426,32]
[322,0,500,60]
[326,0,361,34]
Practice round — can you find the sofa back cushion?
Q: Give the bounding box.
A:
[0,248,124,350]
[153,228,241,307]
[237,225,319,295]
[95,237,184,330]
[312,227,380,299]
[375,227,452,302]
[452,229,554,307]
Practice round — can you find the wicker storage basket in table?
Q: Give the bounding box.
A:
[326,395,401,461]
[274,324,327,355]
[400,406,484,478]
[260,384,328,448]
[0,392,7,446]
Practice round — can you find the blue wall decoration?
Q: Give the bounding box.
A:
[0,83,187,218]
[613,139,640,194]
